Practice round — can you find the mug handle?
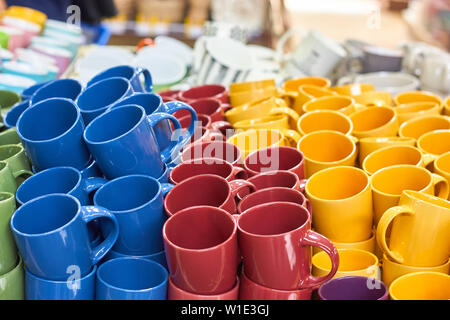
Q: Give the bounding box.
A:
[277,88,299,108]
[161,183,174,196]
[376,205,414,264]
[299,230,339,289]
[270,106,300,124]
[147,112,183,164]
[229,180,257,202]
[280,128,301,146]
[80,206,119,265]
[431,173,450,199]
[136,67,153,92]
[82,177,108,195]
[275,27,307,64]
[211,121,234,137]
[12,169,33,181]
[422,153,437,168]
[165,101,198,148]
[231,166,248,180]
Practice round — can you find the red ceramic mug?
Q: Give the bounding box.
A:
[163,206,239,295]
[178,85,229,104]
[189,126,225,144]
[179,114,212,129]
[244,146,306,180]
[181,140,243,167]
[170,158,247,184]
[238,187,311,215]
[248,170,302,192]
[164,174,256,216]
[168,277,240,300]
[158,90,181,100]
[237,202,339,290]
[174,98,226,122]
[239,271,312,300]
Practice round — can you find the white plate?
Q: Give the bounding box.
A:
[136,51,186,85]
[206,37,253,70]
[155,36,194,66]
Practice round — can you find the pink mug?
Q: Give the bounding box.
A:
[178,85,229,104]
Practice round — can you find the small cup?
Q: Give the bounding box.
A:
[350,106,399,139]
[394,90,443,106]
[389,272,450,300]
[30,79,82,105]
[297,110,353,136]
[416,130,450,168]
[312,249,380,279]
[359,136,416,165]
[399,115,450,140]
[302,96,356,115]
[318,276,388,300]
[395,102,443,124]
[96,258,168,300]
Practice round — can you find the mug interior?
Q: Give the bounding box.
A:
[248,171,298,190]
[0,145,21,160]
[171,160,232,184]
[165,207,235,250]
[238,202,308,236]
[12,195,78,235]
[400,116,450,140]
[436,152,450,174]
[182,85,225,100]
[98,258,167,291]
[112,93,161,115]
[351,107,394,132]
[91,66,134,84]
[299,131,354,162]
[245,147,303,173]
[190,99,221,117]
[165,175,230,214]
[77,78,129,112]
[17,167,80,204]
[313,249,377,272]
[307,167,368,200]
[363,146,422,174]
[0,192,13,202]
[299,111,351,135]
[319,277,387,300]
[418,131,450,155]
[229,130,282,153]
[95,176,160,212]
[390,272,450,300]
[84,105,143,143]
[304,96,352,112]
[239,188,304,213]
[32,79,82,104]
[18,99,78,142]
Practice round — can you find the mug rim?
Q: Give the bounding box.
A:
[112,92,163,114]
[181,140,242,164]
[318,275,388,300]
[244,146,304,175]
[362,145,423,175]
[247,170,299,189]
[305,166,370,202]
[417,129,450,155]
[394,90,443,105]
[93,174,162,214]
[401,190,450,209]
[0,143,23,159]
[31,78,82,105]
[435,151,450,175]
[297,109,353,136]
[237,202,310,239]
[169,157,233,184]
[0,191,14,203]
[399,115,450,139]
[25,264,97,284]
[168,276,240,299]
[163,205,237,253]
[312,248,379,273]
[16,97,80,144]
[11,193,81,238]
[179,84,226,101]
[0,255,22,280]
[350,106,397,135]
[303,95,355,113]
[83,104,145,145]
[297,130,357,165]
[97,257,168,293]
[87,65,136,87]
[16,166,82,205]
[389,271,450,300]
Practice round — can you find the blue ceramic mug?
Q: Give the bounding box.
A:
[94,175,173,255]
[96,258,168,300]
[87,65,153,93]
[16,98,91,172]
[103,250,167,269]
[25,265,96,300]
[4,100,29,128]
[83,104,183,179]
[111,93,197,152]
[15,166,107,206]
[11,194,119,281]
[80,159,103,179]
[30,79,82,105]
[76,77,134,125]
[21,81,52,101]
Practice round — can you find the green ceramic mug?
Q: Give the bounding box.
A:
[0,90,21,115]
[0,256,24,300]
[0,161,29,193]
[0,145,32,186]
[0,192,18,275]
[0,128,21,146]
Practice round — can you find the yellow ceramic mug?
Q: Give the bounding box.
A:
[306,166,373,242]
[362,145,426,176]
[283,76,331,91]
[313,233,376,255]
[416,130,450,169]
[229,79,278,107]
[225,97,299,125]
[353,91,393,107]
[371,165,449,225]
[297,110,353,136]
[389,272,450,300]
[435,152,450,200]
[297,131,358,178]
[350,106,399,139]
[331,83,374,97]
[377,190,450,267]
[233,114,290,131]
[312,249,380,279]
[395,102,443,124]
[394,91,443,106]
[287,85,337,115]
[358,137,416,165]
[302,96,357,116]
[227,128,300,159]
[445,96,450,116]
[382,255,450,287]
[398,115,450,140]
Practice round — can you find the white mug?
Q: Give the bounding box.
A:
[420,51,450,94]
[276,28,347,78]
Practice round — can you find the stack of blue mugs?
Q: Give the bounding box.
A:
[3,65,199,300]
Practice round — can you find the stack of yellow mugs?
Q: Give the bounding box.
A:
[225,77,450,300]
